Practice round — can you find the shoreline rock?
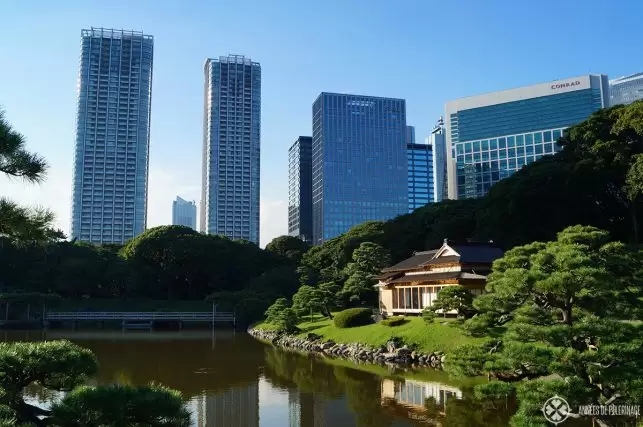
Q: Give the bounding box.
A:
[247,327,444,370]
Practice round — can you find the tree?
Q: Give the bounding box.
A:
[275,308,299,333]
[0,109,63,244]
[339,242,391,305]
[265,235,310,264]
[448,225,643,426]
[429,285,475,319]
[264,298,289,323]
[50,384,190,426]
[291,285,321,319]
[0,340,190,426]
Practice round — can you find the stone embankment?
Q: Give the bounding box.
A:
[248,327,445,369]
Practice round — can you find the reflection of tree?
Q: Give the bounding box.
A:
[332,366,396,427]
[422,388,515,427]
[262,348,342,399]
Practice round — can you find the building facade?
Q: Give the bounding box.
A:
[201,55,261,244]
[172,196,197,230]
[428,117,447,203]
[446,74,610,200]
[70,28,154,244]
[312,93,408,245]
[288,136,313,243]
[610,73,643,106]
[407,141,433,212]
[375,240,503,316]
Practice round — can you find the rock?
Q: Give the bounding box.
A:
[386,340,398,353]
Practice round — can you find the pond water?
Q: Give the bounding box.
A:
[0,330,553,426]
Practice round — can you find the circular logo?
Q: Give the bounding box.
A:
[542,395,571,424]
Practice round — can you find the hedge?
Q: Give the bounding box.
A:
[381,316,406,327]
[333,308,373,329]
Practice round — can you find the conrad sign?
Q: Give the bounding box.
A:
[551,80,581,90]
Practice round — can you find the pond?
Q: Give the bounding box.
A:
[0,330,556,426]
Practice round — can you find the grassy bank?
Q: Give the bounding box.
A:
[254,315,483,354]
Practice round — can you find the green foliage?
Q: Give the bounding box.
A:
[380,316,406,327]
[50,384,191,426]
[291,285,321,317]
[339,242,391,305]
[333,308,373,329]
[473,381,516,400]
[265,235,310,264]
[421,307,436,324]
[0,109,63,244]
[264,298,289,323]
[275,308,299,333]
[428,285,476,318]
[449,225,643,425]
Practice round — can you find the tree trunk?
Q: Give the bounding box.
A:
[562,302,573,325]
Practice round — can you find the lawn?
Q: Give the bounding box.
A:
[255,315,484,354]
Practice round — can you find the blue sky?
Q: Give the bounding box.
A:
[1,0,642,247]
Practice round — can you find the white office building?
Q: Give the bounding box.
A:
[610,73,643,106]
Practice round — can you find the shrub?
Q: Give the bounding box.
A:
[275,308,299,333]
[264,298,289,323]
[422,307,436,324]
[381,316,407,327]
[333,308,373,328]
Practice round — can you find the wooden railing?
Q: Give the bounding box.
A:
[45,311,235,323]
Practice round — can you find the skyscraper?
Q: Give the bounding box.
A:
[201,55,261,244]
[428,117,447,203]
[70,28,154,244]
[312,93,407,245]
[172,196,197,230]
[446,74,609,200]
[407,139,433,212]
[288,136,313,243]
[610,73,643,106]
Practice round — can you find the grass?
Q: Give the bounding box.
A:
[255,314,483,354]
[49,299,214,313]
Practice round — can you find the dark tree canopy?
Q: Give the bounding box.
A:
[265,235,310,263]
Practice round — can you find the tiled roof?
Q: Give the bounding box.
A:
[450,244,504,264]
[373,272,402,281]
[382,250,438,272]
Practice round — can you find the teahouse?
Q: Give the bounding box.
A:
[375,239,503,316]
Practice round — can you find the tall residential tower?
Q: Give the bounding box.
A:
[201,55,261,244]
[172,196,197,230]
[288,136,313,243]
[70,28,154,244]
[312,93,407,245]
[446,74,609,200]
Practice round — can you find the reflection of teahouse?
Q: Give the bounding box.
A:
[375,239,503,316]
[380,378,463,424]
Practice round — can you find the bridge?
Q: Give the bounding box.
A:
[45,311,236,329]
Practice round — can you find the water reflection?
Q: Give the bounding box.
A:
[1,330,514,426]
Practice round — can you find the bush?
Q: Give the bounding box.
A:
[264,298,289,323]
[381,316,407,327]
[333,308,373,329]
[422,307,436,324]
[275,308,299,333]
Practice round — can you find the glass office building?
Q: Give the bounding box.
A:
[407,139,433,212]
[312,93,407,245]
[172,196,197,230]
[288,136,313,243]
[201,55,261,244]
[610,72,643,106]
[446,74,609,200]
[428,117,447,202]
[70,28,154,244]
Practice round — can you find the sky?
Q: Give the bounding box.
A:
[1,0,642,248]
